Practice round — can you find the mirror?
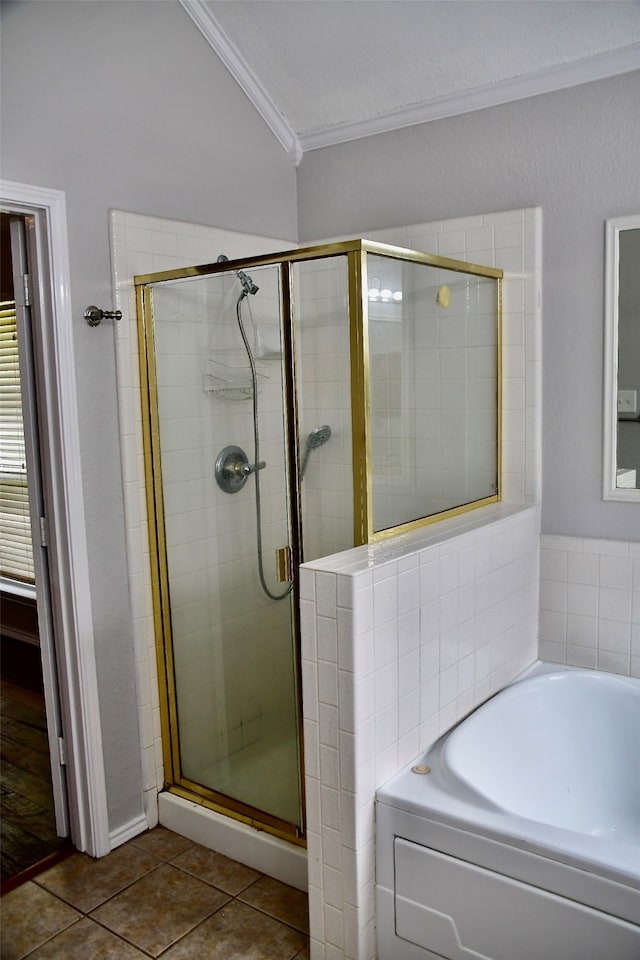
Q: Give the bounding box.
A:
[603,215,640,501]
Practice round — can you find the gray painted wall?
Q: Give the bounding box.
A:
[0,0,297,834]
[297,72,640,540]
[2,0,638,838]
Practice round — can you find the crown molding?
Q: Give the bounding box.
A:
[179,0,302,165]
[180,2,639,162]
[298,42,640,153]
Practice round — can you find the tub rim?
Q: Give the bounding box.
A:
[376,662,640,890]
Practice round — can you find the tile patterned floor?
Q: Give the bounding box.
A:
[1,826,310,959]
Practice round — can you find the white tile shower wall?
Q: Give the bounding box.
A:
[152,268,294,773]
[539,534,640,677]
[303,208,542,959]
[110,211,292,823]
[301,504,540,960]
[303,208,541,547]
[363,208,542,510]
[296,258,354,561]
[112,206,540,935]
[371,270,499,528]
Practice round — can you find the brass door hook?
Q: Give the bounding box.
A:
[84,305,122,327]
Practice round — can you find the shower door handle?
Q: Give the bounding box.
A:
[276,546,293,583]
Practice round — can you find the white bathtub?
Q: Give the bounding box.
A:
[376,665,640,960]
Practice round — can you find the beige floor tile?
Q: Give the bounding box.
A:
[129,826,194,861]
[161,899,308,960]
[171,842,261,894]
[239,874,310,934]
[90,861,229,957]
[34,843,160,913]
[0,881,80,960]
[26,917,148,959]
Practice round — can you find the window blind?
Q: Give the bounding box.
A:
[0,300,35,583]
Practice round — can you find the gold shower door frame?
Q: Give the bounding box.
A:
[134,239,503,843]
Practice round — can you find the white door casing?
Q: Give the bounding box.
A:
[1,179,110,857]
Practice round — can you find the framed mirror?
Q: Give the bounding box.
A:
[603,214,640,501]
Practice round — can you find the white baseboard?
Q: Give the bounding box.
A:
[109,813,149,850]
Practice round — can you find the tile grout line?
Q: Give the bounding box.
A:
[17,836,310,960]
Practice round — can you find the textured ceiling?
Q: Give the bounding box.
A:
[186,1,640,159]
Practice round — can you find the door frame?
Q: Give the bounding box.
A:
[1,179,110,857]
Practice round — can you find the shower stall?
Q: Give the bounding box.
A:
[135,241,502,842]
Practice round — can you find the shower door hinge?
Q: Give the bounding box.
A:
[39,516,48,548]
[276,546,293,583]
[57,737,66,766]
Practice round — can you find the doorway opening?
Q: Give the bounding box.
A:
[0,211,71,889]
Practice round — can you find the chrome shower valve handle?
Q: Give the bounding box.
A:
[215,445,265,493]
[242,460,266,476]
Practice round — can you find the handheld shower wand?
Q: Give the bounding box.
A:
[300,425,332,478]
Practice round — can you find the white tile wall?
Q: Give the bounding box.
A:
[370,268,499,527]
[110,211,292,822]
[112,206,543,959]
[347,208,542,513]
[295,258,354,561]
[303,207,542,959]
[301,503,540,960]
[152,268,296,781]
[540,534,640,677]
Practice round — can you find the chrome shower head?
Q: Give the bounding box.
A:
[301,425,332,478]
[306,424,332,449]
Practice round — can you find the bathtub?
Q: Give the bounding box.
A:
[376,665,640,960]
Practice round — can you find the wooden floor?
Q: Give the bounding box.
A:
[1,637,69,891]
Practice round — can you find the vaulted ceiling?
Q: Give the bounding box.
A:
[180,0,640,163]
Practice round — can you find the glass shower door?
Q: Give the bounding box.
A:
[144,264,303,834]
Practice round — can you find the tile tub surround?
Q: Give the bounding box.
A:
[300,504,540,960]
[298,207,542,960]
[539,534,640,677]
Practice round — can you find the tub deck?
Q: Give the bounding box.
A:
[376,664,640,959]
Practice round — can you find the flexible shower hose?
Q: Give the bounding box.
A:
[235,293,293,602]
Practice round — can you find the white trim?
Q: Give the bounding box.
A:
[179,0,303,166]
[602,214,640,503]
[109,813,149,850]
[603,217,620,500]
[159,793,308,893]
[1,576,37,599]
[300,43,640,152]
[178,4,640,160]
[0,179,110,856]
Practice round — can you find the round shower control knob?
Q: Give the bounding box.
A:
[215,446,266,493]
[215,446,250,493]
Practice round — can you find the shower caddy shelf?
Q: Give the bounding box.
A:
[203,352,267,401]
